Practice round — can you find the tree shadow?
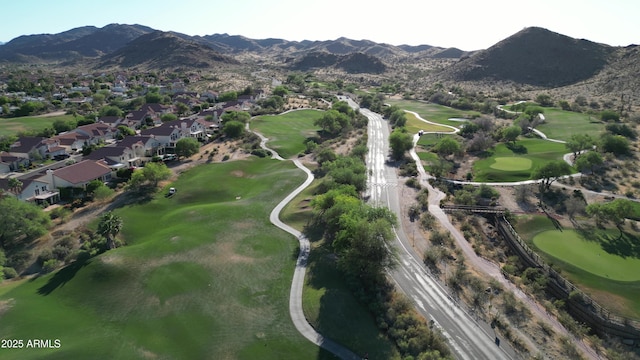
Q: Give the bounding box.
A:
[306,242,395,360]
[598,231,640,259]
[36,254,91,296]
[506,143,528,154]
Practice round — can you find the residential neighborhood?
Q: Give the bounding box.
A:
[0,82,263,206]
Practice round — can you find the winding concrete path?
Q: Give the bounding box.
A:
[250,127,360,360]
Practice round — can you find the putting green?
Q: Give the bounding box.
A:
[490,157,532,171]
[533,230,640,281]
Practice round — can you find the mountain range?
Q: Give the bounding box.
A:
[0,24,638,91]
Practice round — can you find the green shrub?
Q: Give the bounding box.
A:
[42,259,58,273]
[2,267,18,279]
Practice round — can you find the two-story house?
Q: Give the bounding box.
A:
[0,151,30,174]
[68,122,116,145]
[84,146,141,170]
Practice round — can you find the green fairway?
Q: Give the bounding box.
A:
[386,99,481,127]
[0,158,337,359]
[280,181,398,357]
[473,138,571,182]
[534,230,640,281]
[534,108,605,141]
[490,157,532,171]
[0,114,74,137]
[405,111,455,134]
[251,109,324,158]
[516,215,640,319]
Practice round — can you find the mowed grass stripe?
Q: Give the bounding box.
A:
[0,158,328,360]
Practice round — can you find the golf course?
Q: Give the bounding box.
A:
[0,158,338,359]
[517,215,640,319]
[472,138,571,182]
[251,109,324,158]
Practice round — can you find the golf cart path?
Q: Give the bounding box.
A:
[409,123,599,359]
[250,128,360,360]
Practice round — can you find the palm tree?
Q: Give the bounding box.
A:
[97,211,123,250]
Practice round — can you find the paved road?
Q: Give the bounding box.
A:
[357,104,516,360]
[406,112,600,360]
[251,127,361,360]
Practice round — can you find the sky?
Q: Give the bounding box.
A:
[1,0,638,51]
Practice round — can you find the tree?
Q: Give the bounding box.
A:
[531,160,572,193]
[600,110,620,122]
[501,125,521,144]
[52,118,77,134]
[116,125,135,139]
[389,128,413,161]
[600,134,630,155]
[389,110,407,127]
[314,110,350,136]
[221,111,251,124]
[145,92,163,104]
[466,132,495,153]
[586,199,633,236]
[175,137,200,159]
[574,151,603,174]
[524,105,544,120]
[272,85,288,97]
[129,162,171,189]
[433,136,461,157]
[565,134,594,160]
[160,113,177,122]
[222,120,245,138]
[535,94,554,107]
[175,102,190,117]
[99,105,123,118]
[0,197,51,251]
[97,211,123,249]
[8,178,23,196]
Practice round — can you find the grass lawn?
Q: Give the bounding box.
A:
[473,138,572,182]
[534,108,605,141]
[490,157,532,171]
[251,110,325,158]
[516,215,640,319]
[533,230,640,282]
[0,158,338,360]
[0,114,75,137]
[386,99,481,127]
[280,180,398,358]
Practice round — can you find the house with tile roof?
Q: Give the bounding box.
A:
[140,118,205,152]
[97,115,124,128]
[124,110,149,129]
[47,160,112,189]
[84,146,141,169]
[9,136,48,160]
[0,174,60,205]
[116,135,162,158]
[0,151,30,174]
[52,132,90,153]
[68,122,116,145]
